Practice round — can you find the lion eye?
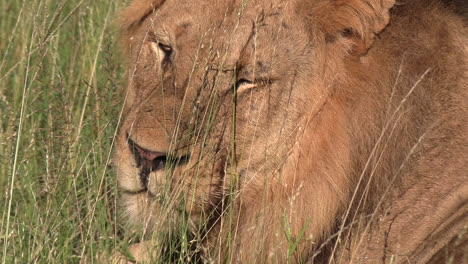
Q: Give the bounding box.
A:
[235,78,257,93]
[236,78,252,86]
[235,78,257,92]
[158,42,172,56]
[149,41,173,62]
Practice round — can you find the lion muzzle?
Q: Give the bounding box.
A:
[128,137,167,188]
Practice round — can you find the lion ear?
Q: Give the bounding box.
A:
[305,0,396,56]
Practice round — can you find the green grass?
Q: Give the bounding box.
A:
[0,0,129,262]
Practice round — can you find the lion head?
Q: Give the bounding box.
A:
[114,0,468,262]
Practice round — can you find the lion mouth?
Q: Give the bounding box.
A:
[128,137,167,187]
[127,135,191,189]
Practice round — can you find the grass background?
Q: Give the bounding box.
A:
[0,0,129,262]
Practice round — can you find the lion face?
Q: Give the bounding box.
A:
[115,0,468,262]
[115,0,317,232]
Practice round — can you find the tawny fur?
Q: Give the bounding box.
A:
[113,0,468,263]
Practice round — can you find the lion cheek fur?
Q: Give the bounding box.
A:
[121,193,159,231]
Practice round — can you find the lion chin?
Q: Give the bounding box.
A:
[110,0,468,263]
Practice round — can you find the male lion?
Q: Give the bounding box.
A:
[113,0,468,263]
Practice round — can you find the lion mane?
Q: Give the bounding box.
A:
[113,0,468,263]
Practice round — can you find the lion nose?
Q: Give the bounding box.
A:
[128,138,167,188]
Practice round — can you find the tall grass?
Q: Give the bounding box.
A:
[0,0,128,262]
